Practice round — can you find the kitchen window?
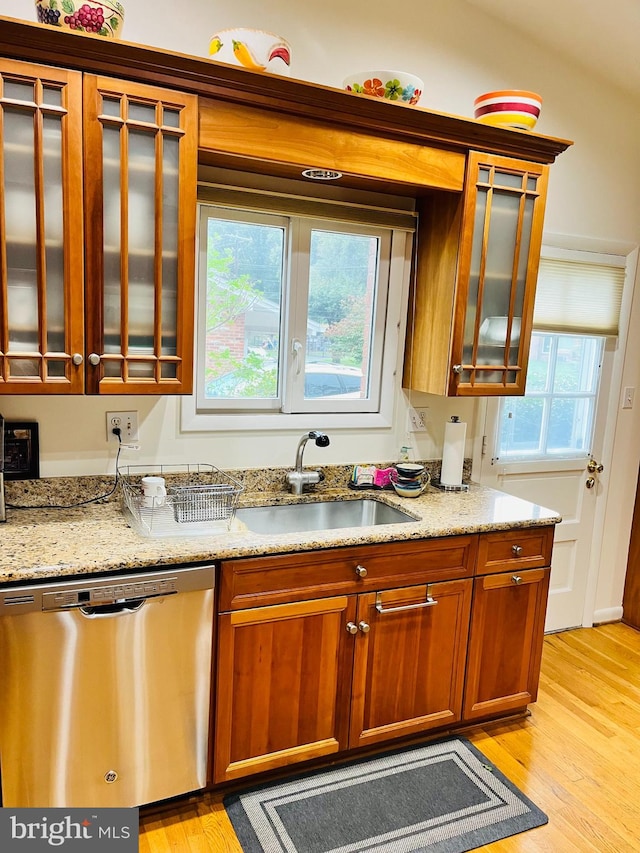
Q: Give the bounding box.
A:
[185,185,414,431]
[497,331,604,460]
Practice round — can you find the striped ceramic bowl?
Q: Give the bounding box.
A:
[473,90,542,131]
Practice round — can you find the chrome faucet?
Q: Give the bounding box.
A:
[0,413,5,522]
[286,430,330,495]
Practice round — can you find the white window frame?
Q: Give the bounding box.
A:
[182,204,413,433]
[496,331,605,463]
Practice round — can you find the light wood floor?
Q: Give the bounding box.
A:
[139,622,640,852]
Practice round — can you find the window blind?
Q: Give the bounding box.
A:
[533,257,626,336]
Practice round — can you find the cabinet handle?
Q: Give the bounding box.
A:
[452,364,464,374]
[355,564,368,578]
[375,589,437,613]
[88,353,101,366]
[71,353,83,366]
[346,622,358,634]
[358,621,371,633]
[512,575,523,585]
[512,545,523,556]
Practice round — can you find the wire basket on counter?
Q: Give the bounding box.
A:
[119,463,244,538]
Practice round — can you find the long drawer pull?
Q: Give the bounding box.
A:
[375,589,437,614]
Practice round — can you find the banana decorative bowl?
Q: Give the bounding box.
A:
[342,70,423,105]
[208,28,291,75]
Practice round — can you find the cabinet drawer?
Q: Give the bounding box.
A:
[476,526,554,575]
[219,535,478,611]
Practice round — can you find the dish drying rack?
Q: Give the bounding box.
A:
[119,463,244,538]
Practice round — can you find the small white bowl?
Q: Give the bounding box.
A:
[342,71,423,105]
[393,481,427,498]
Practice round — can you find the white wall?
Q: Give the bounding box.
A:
[2,0,639,616]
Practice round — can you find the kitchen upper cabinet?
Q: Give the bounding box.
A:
[404,152,549,397]
[349,580,471,749]
[0,59,85,393]
[83,76,197,394]
[0,60,197,395]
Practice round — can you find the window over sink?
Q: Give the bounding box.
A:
[183,175,415,432]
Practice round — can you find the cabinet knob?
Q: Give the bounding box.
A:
[355,564,368,578]
[346,622,358,635]
[512,545,523,556]
[358,621,371,634]
[452,364,464,374]
[71,353,84,366]
[586,477,596,489]
[512,575,523,585]
[88,353,101,366]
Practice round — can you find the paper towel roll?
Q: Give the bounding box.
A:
[440,418,466,486]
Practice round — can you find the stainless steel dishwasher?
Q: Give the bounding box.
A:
[0,564,215,808]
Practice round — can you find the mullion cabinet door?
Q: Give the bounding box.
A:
[450,151,549,396]
[0,59,85,393]
[83,75,197,394]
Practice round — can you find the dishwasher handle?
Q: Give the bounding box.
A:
[79,599,146,617]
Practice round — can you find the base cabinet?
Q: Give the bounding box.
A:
[213,528,553,785]
[214,581,472,783]
[463,567,551,721]
[214,596,355,782]
[349,581,472,749]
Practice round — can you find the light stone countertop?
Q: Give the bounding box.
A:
[0,481,561,585]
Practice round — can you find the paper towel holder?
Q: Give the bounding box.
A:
[433,415,470,491]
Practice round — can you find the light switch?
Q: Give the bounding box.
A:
[622,386,635,409]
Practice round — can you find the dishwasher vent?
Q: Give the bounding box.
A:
[2,594,36,606]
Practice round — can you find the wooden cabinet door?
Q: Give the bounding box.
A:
[83,76,197,394]
[349,580,472,749]
[0,59,85,393]
[463,567,550,721]
[403,153,548,398]
[214,596,356,783]
[449,152,549,396]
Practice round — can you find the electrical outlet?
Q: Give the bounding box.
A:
[106,411,139,445]
[407,406,428,432]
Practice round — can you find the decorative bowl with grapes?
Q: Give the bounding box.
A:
[35,0,125,38]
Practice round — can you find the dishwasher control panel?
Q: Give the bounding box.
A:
[42,577,178,610]
[0,564,214,616]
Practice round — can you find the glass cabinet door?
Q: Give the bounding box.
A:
[0,60,84,393]
[450,152,548,396]
[83,76,197,394]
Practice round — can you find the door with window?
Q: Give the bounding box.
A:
[478,252,627,632]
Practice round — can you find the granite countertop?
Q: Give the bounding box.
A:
[0,469,561,585]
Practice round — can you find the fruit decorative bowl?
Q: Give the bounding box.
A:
[342,71,423,105]
[208,28,291,76]
[473,90,542,131]
[35,0,124,37]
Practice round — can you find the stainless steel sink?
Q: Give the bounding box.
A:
[235,498,417,535]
